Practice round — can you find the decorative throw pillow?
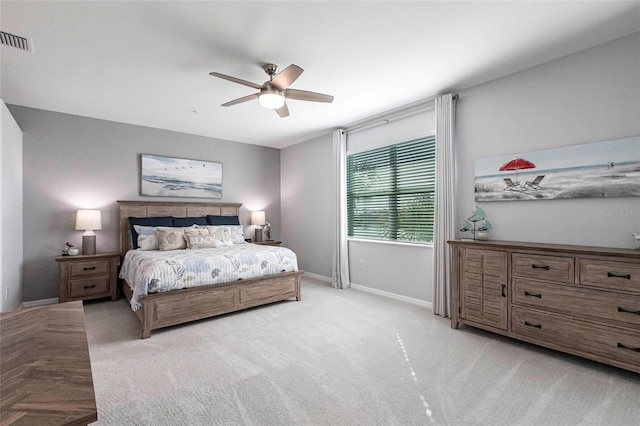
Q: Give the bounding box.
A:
[133,225,159,250]
[207,226,234,246]
[156,227,187,251]
[184,233,218,249]
[207,225,244,244]
[184,226,210,237]
[129,216,172,249]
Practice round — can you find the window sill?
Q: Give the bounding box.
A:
[347,237,434,249]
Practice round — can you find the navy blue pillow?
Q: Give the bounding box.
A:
[129,216,172,249]
[206,215,240,225]
[172,216,208,227]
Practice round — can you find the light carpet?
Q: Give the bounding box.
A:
[84,277,640,425]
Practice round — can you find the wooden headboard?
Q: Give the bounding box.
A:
[117,200,242,257]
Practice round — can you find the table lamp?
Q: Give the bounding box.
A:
[75,209,102,255]
[251,210,266,243]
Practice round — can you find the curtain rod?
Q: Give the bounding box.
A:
[344,93,458,134]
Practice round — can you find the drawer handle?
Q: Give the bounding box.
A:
[608,272,631,280]
[83,285,96,289]
[531,264,550,270]
[524,321,542,329]
[501,284,506,298]
[84,266,97,271]
[524,291,542,299]
[617,307,640,316]
[617,343,640,353]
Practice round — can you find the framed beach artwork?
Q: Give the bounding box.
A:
[140,154,223,198]
[474,136,640,202]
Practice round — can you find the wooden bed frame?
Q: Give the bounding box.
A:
[118,200,303,339]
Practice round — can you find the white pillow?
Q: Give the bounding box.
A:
[207,226,234,246]
[133,225,159,250]
[207,225,244,244]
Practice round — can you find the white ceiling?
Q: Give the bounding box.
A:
[2,1,639,149]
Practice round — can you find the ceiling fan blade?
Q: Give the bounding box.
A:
[271,64,303,90]
[285,88,334,103]
[209,72,262,90]
[221,93,259,107]
[275,103,289,118]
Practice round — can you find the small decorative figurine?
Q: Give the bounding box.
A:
[264,220,272,241]
[460,206,493,240]
[62,242,74,256]
[62,242,80,256]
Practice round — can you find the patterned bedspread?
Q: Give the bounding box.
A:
[120,243,298,311]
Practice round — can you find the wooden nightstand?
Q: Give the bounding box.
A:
[254,240,282,246]
[55,253,119,303]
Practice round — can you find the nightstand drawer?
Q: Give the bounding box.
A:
[69,277,110,299]
[56,253,119,303]
[512,253,575,283]
[69,260,109,278]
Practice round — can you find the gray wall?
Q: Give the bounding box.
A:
[1,100,24,312]
[280,31,640,305]
[9,106,281,302]
[456,32,640,248]
[280,132,334,278]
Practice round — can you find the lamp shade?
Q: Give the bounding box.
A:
[75,210,102,231]
[251,211,266,226]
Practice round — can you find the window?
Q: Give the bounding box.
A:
[346,136,435,244]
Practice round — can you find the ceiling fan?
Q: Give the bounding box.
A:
[209,63,334,117]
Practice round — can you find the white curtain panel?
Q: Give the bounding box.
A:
[432,94,457,317]
[332,129,351,289]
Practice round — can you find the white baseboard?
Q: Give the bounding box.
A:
[302,272,332,283]
[301,272,431,309]
[20,297,59,309]
[350,282,432,310]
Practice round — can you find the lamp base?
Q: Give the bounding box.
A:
[82,235,96,255]
[254,228,263,243]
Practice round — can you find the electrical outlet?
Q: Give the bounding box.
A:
[5,287,9,300]
[360,260,365,270]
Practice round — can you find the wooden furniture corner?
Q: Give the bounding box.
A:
[0,301,97,425]
[254,240,282,246]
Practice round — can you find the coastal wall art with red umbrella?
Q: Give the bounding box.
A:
[473,136,640,202]
[498,157,536,186]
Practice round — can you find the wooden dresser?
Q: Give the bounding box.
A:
[448,240,640,373]
[0,301,97,425]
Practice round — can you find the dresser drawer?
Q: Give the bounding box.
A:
[579,259,640,294]
[69,260,110,278]
[68,277,110,299]
[512,278,640,328]
[512,253,574,283]
[512,306,640,369]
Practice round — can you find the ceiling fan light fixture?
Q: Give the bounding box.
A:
[259,87,285,109]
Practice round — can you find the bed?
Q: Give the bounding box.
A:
[118,200,303,338]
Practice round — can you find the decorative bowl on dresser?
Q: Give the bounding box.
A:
[55,252,120,303]
[448,240,640,374]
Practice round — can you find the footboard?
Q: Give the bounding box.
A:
[122,270,303,338]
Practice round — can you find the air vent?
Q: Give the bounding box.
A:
[0,31,31,52]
